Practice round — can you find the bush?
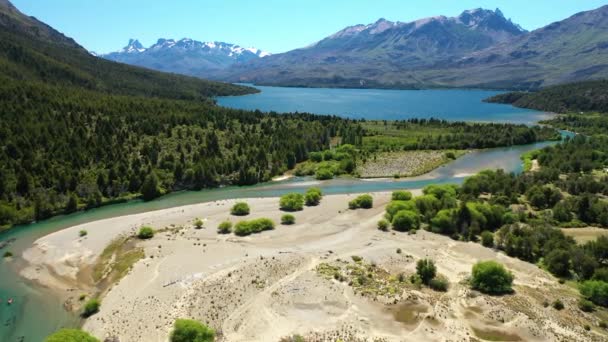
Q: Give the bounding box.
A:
[377,219,389,231]
[580,280,608,307]
[137,226,154,239]
[305,188,323,206]
[429,277,449,292]
[544,249,571,277]
[233,218,275,236]
[416,259,437,285]
[348,194,373,209]
[82,298,100,318]
[3,251,13,258]
[553,299,564,310]
[391,190,412,201]
[79,230,88,237]
[45,329,100,342]
[385,200,417,221]
[315,167,334,180]
[351,255,362,262]
[217,221,232,234]
[280,193,304,211]
[194,218,204,229]
[281,214,295,225]
[471,261,514,295]
[480,231,494,248]
[392,210,420,231]
[579,298,595,312]
[231,202,250,216]
[600,321,607,329]
[170,319,215,342]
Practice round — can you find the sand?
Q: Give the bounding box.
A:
[21,191,605,342]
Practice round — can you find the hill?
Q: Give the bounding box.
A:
[0,0,256,99]
[485,80,608,113]
[219,6,608,90]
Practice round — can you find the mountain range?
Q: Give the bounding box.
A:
[101,38,270,78]
[214,6,608,90]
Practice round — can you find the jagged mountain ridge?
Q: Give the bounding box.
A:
[102,37,270,78]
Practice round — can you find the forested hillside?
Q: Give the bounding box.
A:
[0,80,357,228]
[485,80,608,113]
[0,0,255,99]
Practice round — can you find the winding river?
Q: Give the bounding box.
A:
[0,87,565,341]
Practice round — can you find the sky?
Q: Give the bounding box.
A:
[11,0,608,54]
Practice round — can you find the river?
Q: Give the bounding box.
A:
[0,88,564,341]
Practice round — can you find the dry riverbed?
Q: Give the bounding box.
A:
[20,192,607,341]
[357,150,465,178]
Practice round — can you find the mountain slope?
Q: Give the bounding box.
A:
[102,38,270,79]
[0,1,255,99]
[219,8,527,88]
[220,6,608,90]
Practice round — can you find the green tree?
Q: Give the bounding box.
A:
[416,259,437,285]
[471,261,514,294]
[391,210,420,232]
[580,281,608,307]
[348,194,373,209]
[45,329,99,342]
[391,190,412,201]
[137,226,155,239]
[141,171,162,201]
[170,319,215,342]
[544,249,571,277]
[481,231,494,248]
[281,214,296,225]
[217,221,232,234]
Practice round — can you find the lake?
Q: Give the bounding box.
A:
[218,86,552,124]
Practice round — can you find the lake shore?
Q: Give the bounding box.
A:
[21,191,596,341]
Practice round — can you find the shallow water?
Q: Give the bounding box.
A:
[218,86,552,124]
[0,135,568,341]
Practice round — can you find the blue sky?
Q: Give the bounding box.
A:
[11,0,608,54]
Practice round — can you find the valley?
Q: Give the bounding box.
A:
[1,1,608,341]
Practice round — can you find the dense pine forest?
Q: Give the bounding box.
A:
[0,80,358,228]
[485,80,608,113]
[0,1,561,230]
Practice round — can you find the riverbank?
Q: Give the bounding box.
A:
[21,191,599,341]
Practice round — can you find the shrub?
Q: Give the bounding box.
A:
[280,193,304,211]
[217,221,232,234]
[385,200,417,221]
[351,255,362,262]
[305,188,323,206]
[137,226,154,239]
[231,202,250,216]
[471,261,514,295]
[82,298,100,318]
[392,210,420,231]
[170,319,215,342]
[592,268,608,282]
[234,218,275,236]
[315,167,334,180]
[579,298,595,312]
[281,214,296,225]
[552,299,564,310]
[348,194,373,209]
[79,230,88,237]
[45,329,99,342]
[391,190,412,201]
[377,219,389,231]
[580,280,608,307]
[416,259,437,285]
[600,321,607,329]
[3,251,13,258]
[429,277,449,292]
[480,231,494,248]
[194,218,204,229]
[544,249,571,277]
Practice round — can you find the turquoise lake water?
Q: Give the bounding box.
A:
[0,87,564,341]
[218,86,552,124]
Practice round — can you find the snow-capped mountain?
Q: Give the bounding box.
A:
[102,38,270,78]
